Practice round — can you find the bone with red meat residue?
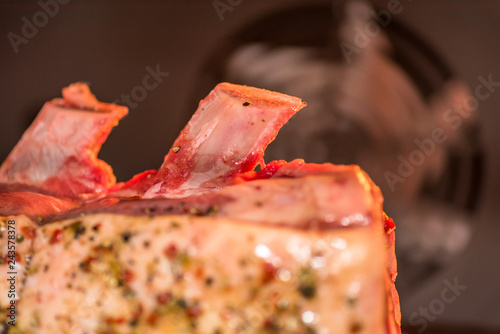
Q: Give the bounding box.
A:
[138,83,306,198]
[0,83,127,197]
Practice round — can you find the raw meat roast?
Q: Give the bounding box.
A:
[0,83,400,333]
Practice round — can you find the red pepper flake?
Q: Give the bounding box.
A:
[92,223,102,232]
[262,317,279,330]
[121,269,135,283]
[383,213,395,234]
[186,303,203,318]
[20,226,36,239]
[194,266,204,279]
[261,261,277,284]
[105,317,126,325]
[146,313,158,325]
[3,253,21,264]
[163,243,178,260]
[49,229,63,244]
[156,291,173,305]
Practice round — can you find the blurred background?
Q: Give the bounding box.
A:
[0,0,499,332]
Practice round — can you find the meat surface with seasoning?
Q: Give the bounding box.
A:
[0,82,400,334]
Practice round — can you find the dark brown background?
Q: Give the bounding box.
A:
[0,0,499,332]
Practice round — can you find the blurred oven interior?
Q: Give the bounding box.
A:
[0,0,499,333]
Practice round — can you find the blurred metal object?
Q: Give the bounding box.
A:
[191,0,483,297]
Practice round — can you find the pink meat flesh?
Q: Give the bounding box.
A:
[0,184,78,221]
[137,82,306,198]
[0,82,400,333]
[54,162,379,230]
[0,83,127,197]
